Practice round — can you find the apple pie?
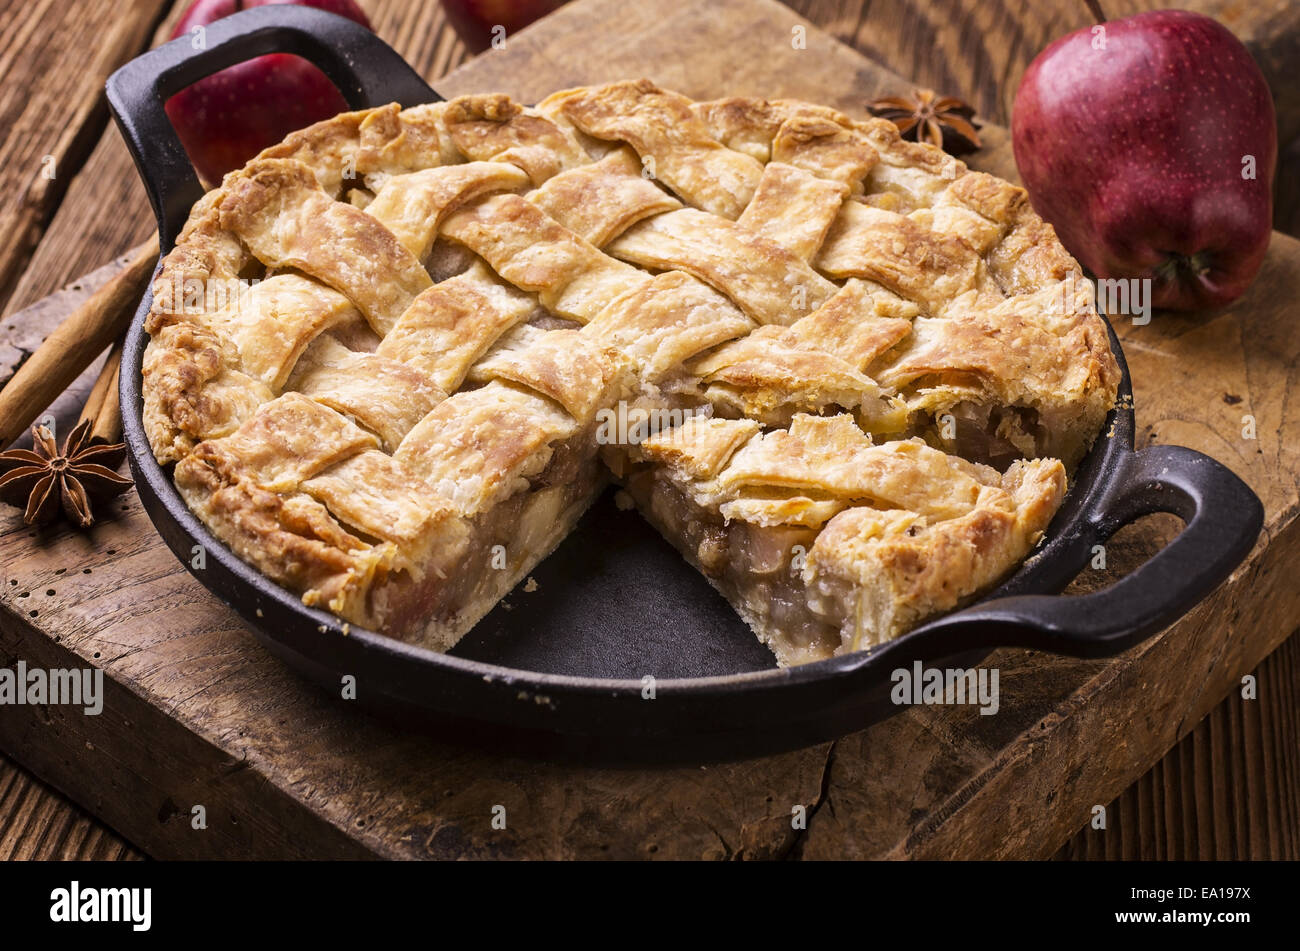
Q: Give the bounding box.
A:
[142,80,1119,666]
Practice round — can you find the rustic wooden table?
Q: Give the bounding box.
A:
[0,0,1295,860]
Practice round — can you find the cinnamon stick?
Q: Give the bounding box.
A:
[78,339,124,445]
[0,233,159,449]
[78,339,121,429]
[92,356,124,446]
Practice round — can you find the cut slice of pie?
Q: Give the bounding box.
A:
[626,413,1065,665]
[142,80,1119,664]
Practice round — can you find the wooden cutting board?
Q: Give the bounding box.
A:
[1,0,1297,860]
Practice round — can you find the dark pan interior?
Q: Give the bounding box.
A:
[453,489,779,678]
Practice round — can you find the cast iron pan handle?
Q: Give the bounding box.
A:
[918,444,1263,658]
[106,4,437,248]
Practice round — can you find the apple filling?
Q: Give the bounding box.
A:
[370,441,609,651]
[906,400,1044,472]
[624,469,842,665]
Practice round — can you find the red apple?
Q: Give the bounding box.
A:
[439,0,567,54]
[164,0,372,185]
[1012,10,1276,310]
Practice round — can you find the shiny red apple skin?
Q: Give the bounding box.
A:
[165,0,371,185]
[1012,10,1276,310]
[440,0,567,53]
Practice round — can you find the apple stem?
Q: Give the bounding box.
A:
[1156,251,1212,284]
[1083,0,1107,23]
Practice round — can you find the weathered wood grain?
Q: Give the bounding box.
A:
[0,0,171,316]
[0,756,141,861]
[1057,628,1300,860]
[0,0,1296,861]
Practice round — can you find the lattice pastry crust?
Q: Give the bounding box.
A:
[142,80,1118,664]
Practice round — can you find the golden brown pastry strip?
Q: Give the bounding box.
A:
[193,274,361,392]
[441,193,648,321]
[689,97,857,162]
[364,161,531,262]
[690,329,902,428]
[352,102,460,187]
[261,106,388,196]
[608,208,838,325]
[467,328,632,424]
[719,496,848,529]
[395,382,578,518]
[377,264,537,394]
[714,415,996,520]
[528,148,682,246]
[287,336,446,451]
[786,279,916,365]
[680,279,914,427]
[771,117,879,191]
[635,416,762,482]
[815,200,988,314]
[217,158,432,336]
[583,271,754,382]
[736,162,847,262]
[543,79,764,218]
[184,391,377,492]
[302,449,462,563]
[443,94,590,184]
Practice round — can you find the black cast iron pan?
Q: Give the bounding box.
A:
[105,5,1264,762]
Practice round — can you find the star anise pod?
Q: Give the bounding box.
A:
[867,87,982,155]
[0,420,132,528]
